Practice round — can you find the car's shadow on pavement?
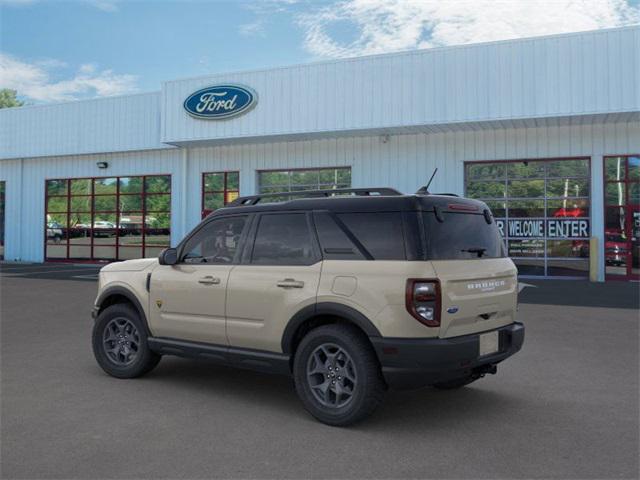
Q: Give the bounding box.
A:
[119,356,524,430]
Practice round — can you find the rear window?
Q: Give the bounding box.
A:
[336,212,406,260]
[423,212,506,260]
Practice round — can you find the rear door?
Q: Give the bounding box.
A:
[148,214,249,345]
[423,210,518,338]
[226,212,322,352]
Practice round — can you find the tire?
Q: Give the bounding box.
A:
[432,376,477,390]
[293,324,385,427]
[92,303,160,379]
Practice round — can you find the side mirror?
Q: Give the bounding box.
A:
[158,247,178,266]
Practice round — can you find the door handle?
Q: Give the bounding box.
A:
[198,276,221,285]
[277,278,305,288]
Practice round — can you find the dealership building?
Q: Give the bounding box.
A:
[0,26,638,281]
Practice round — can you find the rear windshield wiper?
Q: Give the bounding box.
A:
[461,247,487,258]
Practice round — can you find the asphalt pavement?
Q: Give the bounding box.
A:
[1,263,638,479]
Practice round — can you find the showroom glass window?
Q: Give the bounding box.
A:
[603,155,639,280]
[257,167,351,199]
[45,175,171,262]
[0,181,4,260]
[465,159,591,277]
[202,171,239,218]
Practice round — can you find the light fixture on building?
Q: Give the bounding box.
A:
[380,134,390,144]
[96,161,109,169]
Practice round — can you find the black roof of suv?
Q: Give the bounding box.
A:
[214,187,491,216]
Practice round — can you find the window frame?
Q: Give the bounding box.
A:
[256,166,351,194]
[244,211,321,266]
[602,154,640,280]
[464,157,592,278]
[178,213,251,265]
[44,174,171,263]
[0,181,5,260]
[201,171,240,218]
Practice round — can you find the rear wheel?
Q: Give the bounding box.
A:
[92,303,160,378]
[293,324,385,426]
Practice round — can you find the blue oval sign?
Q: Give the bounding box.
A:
[183,84,257,120]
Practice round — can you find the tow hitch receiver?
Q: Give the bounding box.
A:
[472,364,498,379]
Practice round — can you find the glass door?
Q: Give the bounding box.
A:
[604,156,639,280]
[0,181,5,260]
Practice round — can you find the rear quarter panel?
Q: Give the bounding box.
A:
[318,260,442,338]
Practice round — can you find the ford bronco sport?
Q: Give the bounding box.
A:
[91,187,524,426]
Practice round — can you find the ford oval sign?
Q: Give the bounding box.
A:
[183,84,257,120]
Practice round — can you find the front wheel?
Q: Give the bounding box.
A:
[293,324,385,426]
[92,303,160,378]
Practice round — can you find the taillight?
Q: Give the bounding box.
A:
[406,279,441,327]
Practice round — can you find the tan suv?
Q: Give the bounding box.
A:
[91,187,524,426]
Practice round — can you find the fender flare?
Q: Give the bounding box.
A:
[94,286,151,336]
[281,302,381,354]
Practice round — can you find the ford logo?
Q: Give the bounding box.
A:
[183,84,257,120]
[447,306,459,314]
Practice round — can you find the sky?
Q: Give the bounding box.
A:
[1,0,639,104]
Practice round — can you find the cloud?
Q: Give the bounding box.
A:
[0,0,120,10]
[298,0,640,58]
[0,53,138,102]
[87,0,119,12]
[239,19,266,37]
[243,0,300,15]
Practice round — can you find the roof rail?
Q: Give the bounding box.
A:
[228,187,403,207]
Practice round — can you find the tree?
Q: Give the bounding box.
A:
[0,89,24,109]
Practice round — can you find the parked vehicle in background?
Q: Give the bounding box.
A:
[605,230,628,266]
[91,187,525,426]
[46,222,63,243]
[93,221,116,237]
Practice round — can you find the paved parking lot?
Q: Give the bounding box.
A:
[1,263,638,479]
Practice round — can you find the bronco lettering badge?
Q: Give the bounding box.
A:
[466,279,506,292]
[183,84,257,120]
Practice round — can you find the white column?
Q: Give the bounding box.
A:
[180,148,188,244]
[590,155,605,282]
[240,168,256,196]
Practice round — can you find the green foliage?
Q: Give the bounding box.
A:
[0,89,24,109]
[258,168,351,192]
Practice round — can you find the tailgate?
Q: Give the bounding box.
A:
[431,258,518,338]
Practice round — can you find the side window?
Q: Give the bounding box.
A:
[182,216,248,264]
[337,212,406,260]
[251,213,317,265]
[313,212,365,260]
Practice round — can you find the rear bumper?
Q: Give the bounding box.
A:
[370,322,525,390]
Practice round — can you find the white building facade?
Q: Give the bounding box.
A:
[1,27,638,281]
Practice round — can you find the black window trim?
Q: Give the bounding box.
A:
[325,211,374,260]
[176,213,253,266]
[246,211,322,266]
[313,209,418,261]
[333,210,407,261]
